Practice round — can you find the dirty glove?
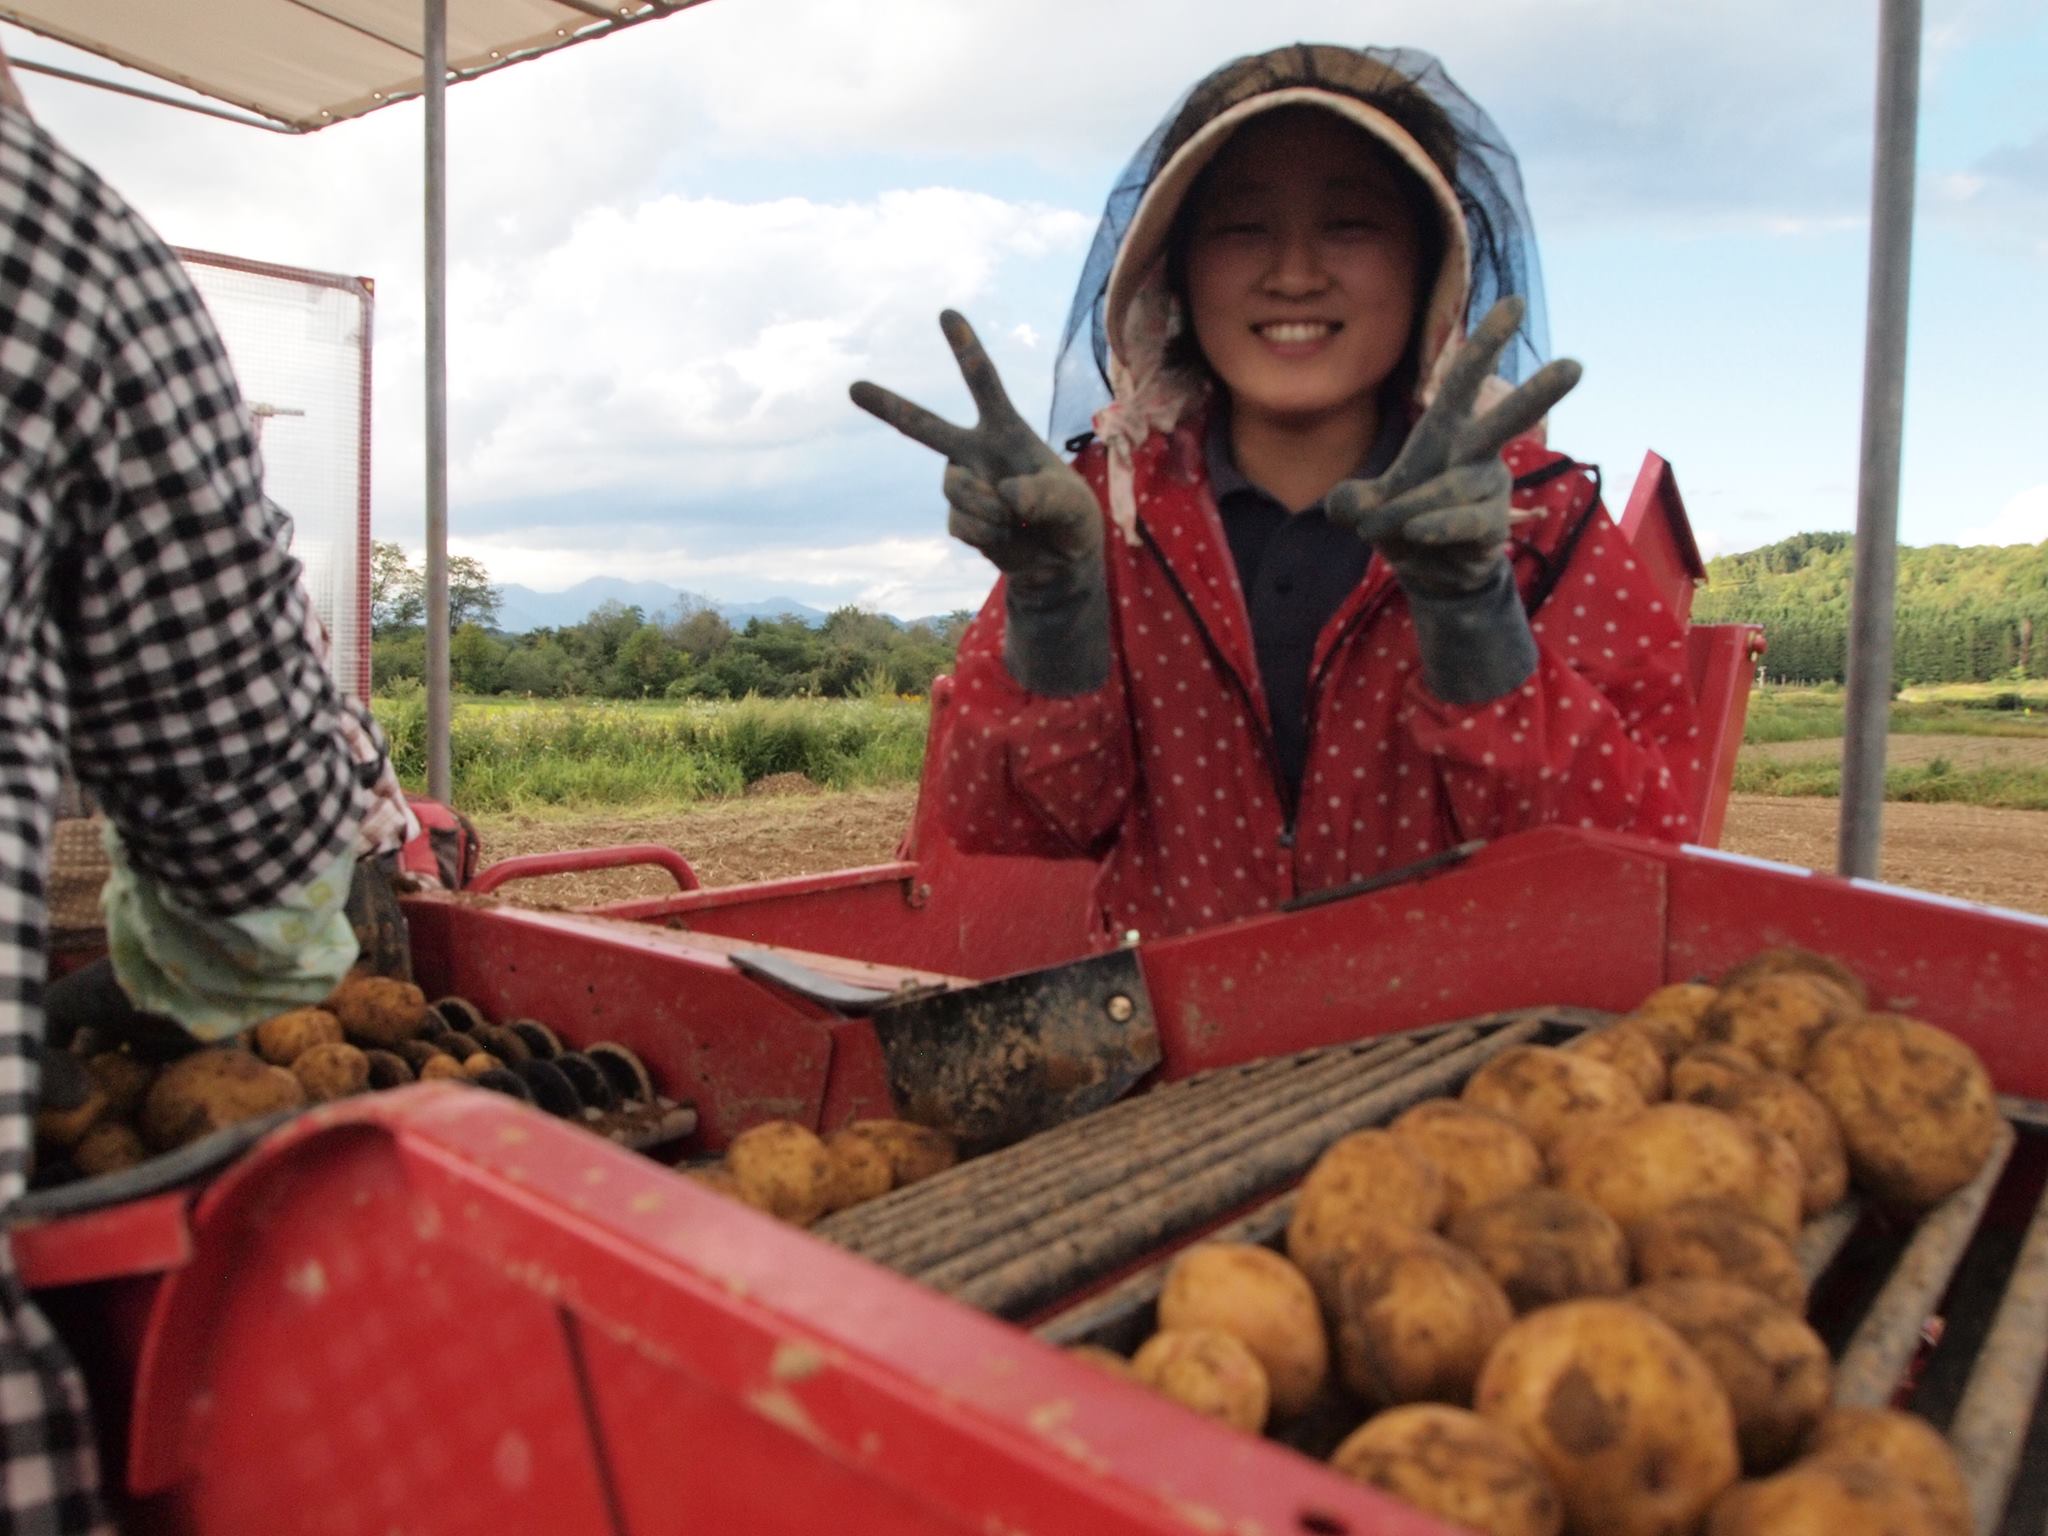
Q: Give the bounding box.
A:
[1328,297,1583,704]
[852,311,1108,696]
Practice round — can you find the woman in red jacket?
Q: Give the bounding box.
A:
[853,44,1704,944]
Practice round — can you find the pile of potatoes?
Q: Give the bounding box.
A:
[686,1117,958,1226]
[36,976,660,1178]
[1073,947,1994,1536]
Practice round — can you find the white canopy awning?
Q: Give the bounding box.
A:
[0,0,698,131]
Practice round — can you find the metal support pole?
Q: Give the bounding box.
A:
[1837,0,1922,879]
[423,0,452,801]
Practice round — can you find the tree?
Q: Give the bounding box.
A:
[449,554,501,631]
[371,540,424,634]
[667,607,733,664]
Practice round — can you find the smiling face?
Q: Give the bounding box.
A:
[1181,107,1430,431]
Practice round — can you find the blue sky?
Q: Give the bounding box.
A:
[6,0,2044,617]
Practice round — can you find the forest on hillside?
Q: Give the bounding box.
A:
[1694,533,2048,684]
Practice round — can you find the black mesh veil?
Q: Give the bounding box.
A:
[1049,43,1548,446]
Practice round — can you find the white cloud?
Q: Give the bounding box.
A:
[1959,484,2048,547]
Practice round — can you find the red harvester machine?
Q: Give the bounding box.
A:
[20,461,2048,1536]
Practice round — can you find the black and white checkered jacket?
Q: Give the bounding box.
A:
[2,106,366,1531]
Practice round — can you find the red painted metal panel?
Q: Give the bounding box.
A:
[402,897,837,1147]
[1686,623,1766,848]
[1616,450,1706,622]
[1142,831,1670,1073]
[12,1191,194,1289]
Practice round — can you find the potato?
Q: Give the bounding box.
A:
[1329,1404,1562,1536]
[1683,1071,1848,1218]
[1719,946,1868,1006]
[1669,1044,1764,1102]
[1286,1130,1447,1308]
[1804,1409,1969,1536]
[1701,972,1859,1073]
[1550,1103,1801,1238]
[324,975,429,1049]
[1628,1280,1830,1471]
[417,1054,468,1082]
[252,1007,345,1066]
[1707,1458,1948,1536]
[1632,981,1720,1048]
[837,1119,957,1186]
[140,1048,306,1150]
[1131,1327,1270,1434]
[1158,1243,1327,1419]
[1334,1231,1513,1408]
[1629,1199,1808,1312]
[1801,1013,1999,1209]
[291,1041,370,1103]
[83,1052,155,1119]
[1447,1189,1630,1314]
[1066,1344,1138,1381]
[461,1052,505,1079]
[35,1084,107,1148]
[822,1130,894,1213]
[1563,1023,1668,1101]
[726,1121,834,1226]
[1475,1299,1740,1536]
[1460,1046,1645,1151]
[1389,1100,1544,1222]
[74,1121,147,1177]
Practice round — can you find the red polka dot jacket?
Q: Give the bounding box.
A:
[932,413,1705,945]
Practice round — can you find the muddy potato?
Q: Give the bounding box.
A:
[417,1054,468,1082]
[1719,946,1869,1006]
[1476,1298,1740,1536]
[325,975,429,1049]
[35,1083,106,1148]
[1334,1231,1513,1408]
[1629,1199,1807,1311]
[1159,1243,1327,1419]
[83,1053,154,1119]
[1802,1013,2000,1209]
[1460,1046,1645,1151]
[838,1119,957,1187]
[292,1041,371,1103]
[726,1121,834,1226]
[1701,972,1860,1073]
[1707,1458,1948,1536]
[1447,1189,1631,1314]
[1682,1070,1848,1218]
[1287,1130,1447,1307]
[1669,1043,1764,1102]
[822,1130,894,1213]
[73,1121,147,1176]
[1329,1404,1562,1536]
[1630,981,1720,1054]
[1390,1100,1544,1222]
[1551,1103,1801,1238]
[1805,1409,1970,1536]
[1563,1023,1668,1101]
[140,1048,306,1150]
[1628,1279,1830,1471]
[252,1007,344,1066]
[1132,1327,1270,1434]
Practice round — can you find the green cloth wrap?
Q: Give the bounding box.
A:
[101,824,361,1041]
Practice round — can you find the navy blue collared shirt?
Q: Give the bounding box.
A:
[1205,412,1404,810]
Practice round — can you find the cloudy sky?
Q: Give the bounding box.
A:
[7,0,2045,618]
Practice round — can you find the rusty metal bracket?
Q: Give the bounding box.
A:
[867,950,1162,1156]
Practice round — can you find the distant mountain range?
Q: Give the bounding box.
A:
[493,576,952,634]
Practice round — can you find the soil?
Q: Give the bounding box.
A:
[472,778,2048,919]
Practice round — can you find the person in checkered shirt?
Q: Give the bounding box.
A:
[2,53,377,1532]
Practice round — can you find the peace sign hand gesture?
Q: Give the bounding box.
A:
[851,311,1102,593]
[1327,297,1583,598]
[851,312,1109,696]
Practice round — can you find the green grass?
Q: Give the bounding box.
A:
[1733,754,2048,810]
[1745,685,2048,745]
[371,692,930,813]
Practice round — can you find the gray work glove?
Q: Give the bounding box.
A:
[1327,297,1585,704]
[851,311,1108,696]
